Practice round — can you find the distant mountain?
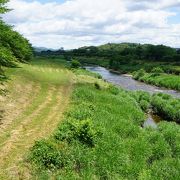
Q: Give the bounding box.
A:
[33,47,55,52]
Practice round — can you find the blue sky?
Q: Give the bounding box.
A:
[3,0,180,49]
[168,8,180,24]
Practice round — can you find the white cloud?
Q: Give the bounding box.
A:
[2,0,180,49]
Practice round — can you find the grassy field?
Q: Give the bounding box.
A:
[0,57,179,179]
[29,82,180,180]
[0,58,74,179]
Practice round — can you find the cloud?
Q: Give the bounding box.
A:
[2,0,180,49]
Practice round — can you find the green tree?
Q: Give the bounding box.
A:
[0,0,9,14]
[0,0,33,80]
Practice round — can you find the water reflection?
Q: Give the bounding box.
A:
[143,113,162,128]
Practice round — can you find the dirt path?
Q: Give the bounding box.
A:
[0,84,72,179]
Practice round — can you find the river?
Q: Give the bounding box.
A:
[85,66,180,128]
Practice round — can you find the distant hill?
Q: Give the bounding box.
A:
[98,43,139,51]
[78,43,153,53]
[33,47,55,52]
[79,43,177,52]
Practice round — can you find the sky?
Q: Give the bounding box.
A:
[2,0,180,49]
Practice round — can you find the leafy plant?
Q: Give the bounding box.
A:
[133,69,146,80]
[54,119,99,147]
[29,140,65,169]
[71,60,81,68]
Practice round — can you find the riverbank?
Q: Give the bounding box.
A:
[28,67,180,179]
[75,56,180,91]
[133,70,180,91]
[85,66,180,98]
[1,57,179,179]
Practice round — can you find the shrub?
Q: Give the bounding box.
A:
[29,140,65,169]
[71,60,81,68]
[54,119,100,147]
[133,69,146,80]
[151,67,164,76]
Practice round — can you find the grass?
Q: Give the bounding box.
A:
[1,57,180,179]
[133,70,180,91]
[29,83,180,179]
[129,90,180,123]
[0,57,73,179]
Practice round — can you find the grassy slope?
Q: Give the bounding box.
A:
[138,73,180,91]
[29,78,180,179]
[0,58,74,179]
[1,57,179,179]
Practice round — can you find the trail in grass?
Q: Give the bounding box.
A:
[0,61,73,179]
[0,84,72,179]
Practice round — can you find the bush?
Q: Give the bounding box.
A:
[29,140,65,169]
[71,60,81,68]
[133,69,146,80]
[54,119,99,147]
[151,67,164,76]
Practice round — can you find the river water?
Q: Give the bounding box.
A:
[85,66,180,127]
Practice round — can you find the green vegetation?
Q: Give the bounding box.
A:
[151,93,180,123]
[1,55,179,179]
[129,91,180,123]
[1,1,179,178]
[0,0,33,81]
[37,42,180,90]
[133,69,180,91]
[70,59,81,68]
[29,81,180,179]
[129,91,151,113]
[73,68,102,79]
[0,58,73,179]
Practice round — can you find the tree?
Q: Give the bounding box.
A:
[0,0,33,80]
[146,45,176,61]
[177,49,180,54]
[0,0,9,14]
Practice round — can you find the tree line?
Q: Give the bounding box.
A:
[71,43,180,61]
[36,43,180,65]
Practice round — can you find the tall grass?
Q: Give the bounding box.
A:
[133,69,180,91]
[29,83,180,179]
